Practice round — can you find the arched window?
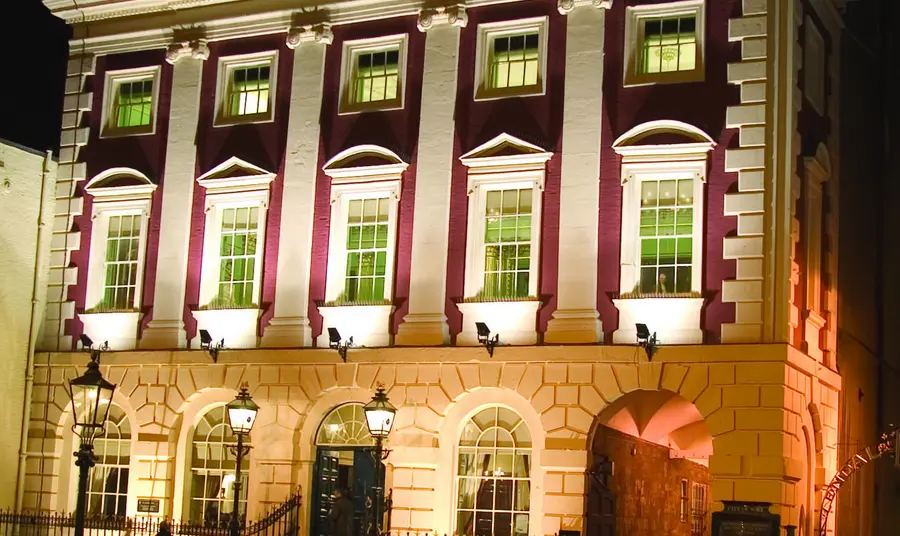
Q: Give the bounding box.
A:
[316,403,374,446]
[190,406,250,526]
[455,407,531,536]
[87,405,131,518]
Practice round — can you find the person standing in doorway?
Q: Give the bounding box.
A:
[328,488,355,536]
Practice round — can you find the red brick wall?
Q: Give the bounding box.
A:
[592,426,711,536]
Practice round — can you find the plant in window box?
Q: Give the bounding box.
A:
[619,283,703,300]
[461,288,539,304]
[320,291,393,308]
[201,293,258,311]
[85,300,140,314]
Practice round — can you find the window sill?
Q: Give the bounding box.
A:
[213,112,275,128]
[317,304,395,348]
[612,296,704,344]
[190,308,261,349]
[456,300,541,346]
[100,125,156,139]
[78,311,142,351]
[338,100,404,116]
[624,69,705,88]
[474,85,545,102]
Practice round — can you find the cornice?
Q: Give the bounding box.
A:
[57,0,527,55]
[417,4,467,32]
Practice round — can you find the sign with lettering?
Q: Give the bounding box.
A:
[137,499,160,513]
[712,501,781,536]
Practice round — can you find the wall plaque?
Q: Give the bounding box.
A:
[137,499,161,513]
[712,501,781,536]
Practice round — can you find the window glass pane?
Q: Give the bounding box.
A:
[353,46,401,104]
[214,205,261,308]
[490,31,540,89]
[640,16,698,74]
[228,63,271,117]
[457,408,531,536]
[85,407,131,518]
[482,189,533,299]
[99,214,142,311]
[344,197,391,302]
[190,406,250,525]
[638,177,695,294]
[115,78,154,128]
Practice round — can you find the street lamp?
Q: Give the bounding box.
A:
[68,348,116,536]
[363,386,396,536]
[225,384,259,536]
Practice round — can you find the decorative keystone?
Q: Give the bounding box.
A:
[286,22,334,48]
[557,0,612,15]
[417,4,467,32]
[166,38,209,64]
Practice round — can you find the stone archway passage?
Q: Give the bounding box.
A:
[588,390,713,536]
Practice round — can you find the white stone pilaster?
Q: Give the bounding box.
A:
[140,54,205,349]
[395,21,461,346]
[544,5,606,344]
[261,38,328,348]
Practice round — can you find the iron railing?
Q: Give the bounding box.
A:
[0,493,301,536]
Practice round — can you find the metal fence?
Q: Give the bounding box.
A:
[0,493,301,536]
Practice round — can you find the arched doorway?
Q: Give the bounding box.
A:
[587,390,713,536]
[310,403,382,536]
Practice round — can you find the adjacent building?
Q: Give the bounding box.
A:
[27,0,866,535]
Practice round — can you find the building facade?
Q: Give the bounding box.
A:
[29,0,856,534]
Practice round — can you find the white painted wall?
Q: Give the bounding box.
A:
[0,141,55,508]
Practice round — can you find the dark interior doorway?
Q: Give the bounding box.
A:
[310,447,383,536]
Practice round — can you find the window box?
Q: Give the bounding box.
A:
[215,51,278,126]
[339,35,408,114]
[78,311,143,352]
[316,303,395,348]
[190,308,262,349]
[612,296,704,344]
[456,299,541,346]
[624,0,705,86]
[474,17,548,101]
[100,66,161,138]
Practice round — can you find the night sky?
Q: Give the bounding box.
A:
[1,0,70,153]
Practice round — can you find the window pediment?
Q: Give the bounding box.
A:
[196,156,276,193]
[613,120,715,164]
[85,168,157,201]
[460,132,553,173]
[323,144,409,184]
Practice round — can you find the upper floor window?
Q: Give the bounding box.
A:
[190,405,250,526]
[196,157,275,310]
[456,407,532,536]
[340,35,407,114]
[690,482,708,536]
[460,134,551,301]
[101,67,160,137]
[638,175,695,294]
[475,18,548,100]
[216,52,277,125]
[86,405,131,518]
[625,1,704,86]
[322,145,407,305]
[83,169,156,313]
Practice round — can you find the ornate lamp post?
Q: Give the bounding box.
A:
[225,384,259,536]
[363,386,396,536]
[68,350,116,536]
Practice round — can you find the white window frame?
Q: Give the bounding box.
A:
[680,479,689,523]
[322,146,407,304]
[339,34,408,115]
[474,17,549,101]
[84,170,156,312]
[460,134,551,300]
[690,481,708,536]
[196,158,275,308]
[100,66,161,138]
[804,145,831,315]
[624,0,705,87]
[803,16,826,115]
[214,50,278,127]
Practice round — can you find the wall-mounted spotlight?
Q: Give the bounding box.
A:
[475,322,499,358]
[78,333,109,363]
[328,328,352,362]
[199,329,224,363]
[635,323,658,361]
